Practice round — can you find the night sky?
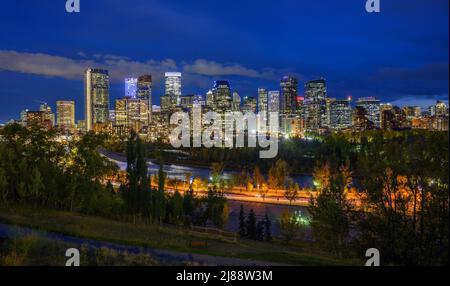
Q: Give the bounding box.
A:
[0,0,448,123]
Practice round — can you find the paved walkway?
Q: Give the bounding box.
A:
[0,223,289,266]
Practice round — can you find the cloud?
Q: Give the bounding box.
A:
[0,50,277,88]
[183,59,275,79]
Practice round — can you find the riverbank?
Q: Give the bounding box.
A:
[0,205,357,266]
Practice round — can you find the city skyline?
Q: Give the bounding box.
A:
[0,0,449,123]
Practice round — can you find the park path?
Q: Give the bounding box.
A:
[0,223,289,266]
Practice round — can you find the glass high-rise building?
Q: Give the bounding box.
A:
[328,99,352,130]
[242,96,257,113]
[280,76,298,115]
[268,91,280,113]
[213,80,232,112]
[125,78,138,98]
[232,92,241,111]
[137,75,152,124]
[56,100,75,130]
[165,72,182,107]
[304,79,327,132]
[258,88,268,114]
[356,97,381,128]
[85,68,110,131]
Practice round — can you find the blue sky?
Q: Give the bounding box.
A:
[0,0,448,122]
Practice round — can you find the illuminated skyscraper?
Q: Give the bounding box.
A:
[85,69,110,131]
[213,80,232,112]
[356,97,381,128]
[125,78,138,98]
[280,76,298,115]
[56,100,75,130]
[268,91,280,113]
[137,75,152,123]
[304,79,327,133]
[232,92,241,111]
[165,72,182,107]
[242,96,257,113]
[328,99,352,130]
[258,88,268,114]
[40,103,55,127]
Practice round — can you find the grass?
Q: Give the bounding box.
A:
[0,205,360,266]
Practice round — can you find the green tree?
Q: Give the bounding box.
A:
[279,210,299,245]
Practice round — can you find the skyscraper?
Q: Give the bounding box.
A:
[304,79,327,133]
[356,97,381,128]
[328,99,352,130]
[56,100,75,130]
[242,96,257,113]
[258,88,268,114]
[268,91,280,113]
[85,69,110,131]
[213,80,232,112]
[165,72,182,107]
[125,78,138,98]
[137,75,152,124]
[232,92,241,111]
[280,76,298,115]
[40,103,55,127]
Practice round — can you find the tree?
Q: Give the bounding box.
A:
[157,161,166,193]
[285,181,300,205]
[29,167,44,205]
[246,209,257,240]
[238,205,246,237]
[279,210,299,245]
[0,167,8,204]
[263,213,272,242]
[313,163,331,193]
[268,160,289,190]
[309,171,351,257]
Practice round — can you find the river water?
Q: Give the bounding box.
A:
[106,153,312,235]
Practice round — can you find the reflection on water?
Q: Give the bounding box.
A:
[113,159,313,188]
[109,155,312,235]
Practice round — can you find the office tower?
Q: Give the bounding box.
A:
[268,91,280,113]
[180,95,195,110]
[165,72,182,107]
[26,111,52,129]
[356,97,381,128]
[160,95,172,113]
[304,79,327,133]
[258,88,268,114]
[77,120,86,131]
[85,68,110,131]
[20,109,29,126]
[403,106,421,121]
[242,96,257,113]
[432,101,448,117]
[56,100,75,130]
[115,99,127,126]
[280,76,298,115]
[213,81,232,112]
[353,106,375,132]
[125,78,138,98]
[232,92,241,111]
[137,75,152,123]
[206,90,215,110]
[329,99,352,130]
[40,103,55,127]
[380,103,393,130]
